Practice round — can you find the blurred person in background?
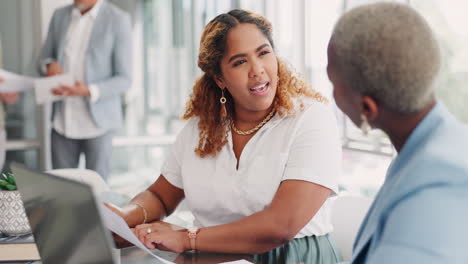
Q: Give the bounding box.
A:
[37,0,132,180]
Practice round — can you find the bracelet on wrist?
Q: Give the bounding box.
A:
[131,202,148,225]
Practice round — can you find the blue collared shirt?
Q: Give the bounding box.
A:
[351,103,468,264]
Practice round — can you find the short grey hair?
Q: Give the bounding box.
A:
[330,2,441,114]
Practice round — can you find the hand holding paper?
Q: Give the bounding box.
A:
[102,203,134,248]
[100,204,175,264]
[34,73,73,104]
[52,81,91,97]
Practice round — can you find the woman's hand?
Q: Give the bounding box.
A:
[134,221,189,253]
[103,202,134,248]
[104,202,125,219]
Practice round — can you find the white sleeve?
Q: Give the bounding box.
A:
[160,119,197,189]
[282,103,342,196]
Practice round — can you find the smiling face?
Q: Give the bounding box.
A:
[215,23,278,115]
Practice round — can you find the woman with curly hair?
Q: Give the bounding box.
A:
[108,9,342,263]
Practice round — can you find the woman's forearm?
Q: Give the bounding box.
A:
[192,181,331,254]
[122,175,185,227]
[194,209,293,254]
[122,190,167,227]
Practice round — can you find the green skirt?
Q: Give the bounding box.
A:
[250,234,343,264]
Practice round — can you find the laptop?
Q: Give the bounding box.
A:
[11,163,116,264]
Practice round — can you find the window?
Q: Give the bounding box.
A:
[114,0,463,197]
[411,0,468,124]
[0,1,42,173]
[110,0,249,187]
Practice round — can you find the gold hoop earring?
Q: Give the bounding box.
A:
[220,88,227,118]
[360,113,371,136]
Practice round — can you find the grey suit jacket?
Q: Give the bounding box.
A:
[37,1,132,131]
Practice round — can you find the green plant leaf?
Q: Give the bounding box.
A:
[0,173,17,190]
[7,174,16,185]
[0,179,9,187]
[6,184,17,191]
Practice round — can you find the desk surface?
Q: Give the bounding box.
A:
[121,246,254,264]
[1,242,302,264]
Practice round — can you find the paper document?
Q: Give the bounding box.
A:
[0,69,34,92]
[100,205,175,264]
[34,73,73,104]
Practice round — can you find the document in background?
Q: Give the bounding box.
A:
[100,205,175,264]
[34,73,72,104]
[0,69,34,92]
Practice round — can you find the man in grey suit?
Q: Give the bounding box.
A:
[37,0,132,180]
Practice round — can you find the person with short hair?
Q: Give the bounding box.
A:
[327,3,468,263]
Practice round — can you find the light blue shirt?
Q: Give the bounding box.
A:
[351,103,468,264]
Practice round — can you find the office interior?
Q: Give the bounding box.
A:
[1,0,467,205]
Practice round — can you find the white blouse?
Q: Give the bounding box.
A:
[161,99,342,238]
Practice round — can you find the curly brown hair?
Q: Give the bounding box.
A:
[183,9,327,158]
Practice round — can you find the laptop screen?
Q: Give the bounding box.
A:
[11,163,115,264]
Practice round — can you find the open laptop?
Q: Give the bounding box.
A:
[11,163,116,264]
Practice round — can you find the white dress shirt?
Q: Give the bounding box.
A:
[53,0,106,139]
[161,99,342,238]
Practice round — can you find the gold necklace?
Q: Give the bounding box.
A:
[231,108,276,136]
